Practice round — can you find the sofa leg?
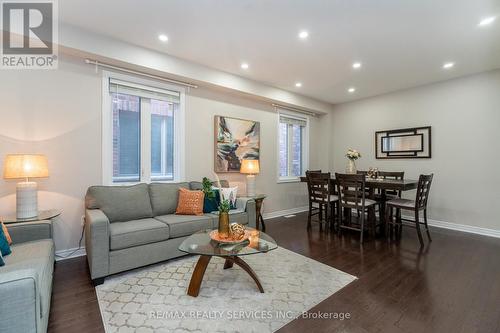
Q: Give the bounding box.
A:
[92,277,105,286]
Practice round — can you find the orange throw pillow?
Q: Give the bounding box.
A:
[175,188,205,216]
[1,222,12,245]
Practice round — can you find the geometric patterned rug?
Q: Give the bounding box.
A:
[96,247,356,333]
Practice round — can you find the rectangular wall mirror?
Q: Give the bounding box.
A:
[375,126,431,159]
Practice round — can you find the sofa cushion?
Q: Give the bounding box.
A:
[175,188,205,216]
[0,226,11,256]
[2,239,54,321]
[149,182,189,216]
[154,214,214,238]
[86,183,153,223]
[109,218,170,251]
[1,222,12,245]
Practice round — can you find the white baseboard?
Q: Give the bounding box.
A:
[55,247,86,261]
[414,216,500,239]
[263,206,309,220]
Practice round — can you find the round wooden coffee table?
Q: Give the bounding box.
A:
[178,228,278,297]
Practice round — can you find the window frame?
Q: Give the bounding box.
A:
[276,109,310,183]
[101,71,185,185]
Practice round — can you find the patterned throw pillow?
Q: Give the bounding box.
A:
[214,186,238,209]
[1,222,12,245]
[175,188,205,216]
[0,225,12,257]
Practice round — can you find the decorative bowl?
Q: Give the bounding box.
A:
[209,230,251,244]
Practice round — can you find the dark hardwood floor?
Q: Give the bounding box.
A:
[48,213,500,333]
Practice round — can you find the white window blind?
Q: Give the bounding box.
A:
[109,78,180,103]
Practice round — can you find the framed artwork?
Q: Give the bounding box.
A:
[214,116,260,172]
[375,126,431,159]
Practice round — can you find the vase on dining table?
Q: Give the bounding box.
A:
[346,159,357,174]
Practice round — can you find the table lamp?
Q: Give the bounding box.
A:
[3,154,49,219]
[240,159,260,197]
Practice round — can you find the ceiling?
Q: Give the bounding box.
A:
[59,0,500,104]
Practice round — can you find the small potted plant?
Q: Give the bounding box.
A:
[345,148,361,174]
[202,177,218,213]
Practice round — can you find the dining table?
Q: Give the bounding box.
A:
[300,176,418,228]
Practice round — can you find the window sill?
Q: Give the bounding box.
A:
[277,177,302,184]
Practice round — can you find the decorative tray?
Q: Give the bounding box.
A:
[209,230,251,244]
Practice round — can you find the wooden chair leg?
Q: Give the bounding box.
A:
[307,204,312,229]
[329,202,335,232]
[415,210,424,247]
[360,209,365,244]
[397,208,403,239]
[385,204,391,240]
[336,202,340,233]
[324,203,329,231]
[424,209,432,241]
[369,207,376,238]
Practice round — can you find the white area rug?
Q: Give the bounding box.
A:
[96,247,356,333]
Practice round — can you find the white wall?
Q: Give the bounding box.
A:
[0,56,330,252]
[329,70,500,232]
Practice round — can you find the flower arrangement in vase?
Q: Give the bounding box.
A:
[345,148,361,174]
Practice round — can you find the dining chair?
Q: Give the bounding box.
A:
[335,173,377,243]
[385,174,434,247]
[356,170,381,221]
[306,171,338,231]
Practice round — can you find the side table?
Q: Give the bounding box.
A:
[253,194,266,232]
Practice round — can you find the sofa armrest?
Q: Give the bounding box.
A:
[236,198,256,228]
[6,221,52,244]
[85,209,110,280]
[0,268,40,333]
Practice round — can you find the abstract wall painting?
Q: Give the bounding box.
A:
[214,116,260,172]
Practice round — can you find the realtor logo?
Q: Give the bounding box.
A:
[1,0,58,69]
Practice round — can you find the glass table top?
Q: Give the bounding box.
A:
[2,209,62,224]
[179,228,278,257]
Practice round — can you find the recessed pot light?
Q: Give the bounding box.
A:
[348,87,356,93]
[295,82,302,87]
[352,62,362,69]
[478,16,496,27]
[442,62,455,69]
[298,30,309,39]
[241,62,249,69]
[158,34,168,42]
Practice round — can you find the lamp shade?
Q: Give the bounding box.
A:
[240,159,260,174]
[3,154,49,179]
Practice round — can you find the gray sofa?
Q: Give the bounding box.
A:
[84,181,255,285]
[0,220,54,333]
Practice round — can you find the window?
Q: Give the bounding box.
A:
[278,112,309,181]
[103,73,185,184]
